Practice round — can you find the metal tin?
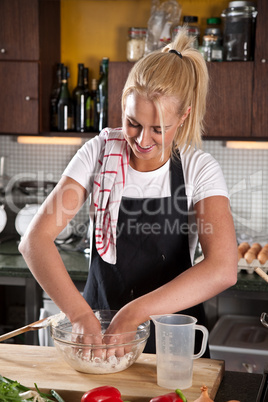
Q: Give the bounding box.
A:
[228,1,256,7]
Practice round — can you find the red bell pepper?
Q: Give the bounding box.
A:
[150,389,187,402]
[81,385,123,402]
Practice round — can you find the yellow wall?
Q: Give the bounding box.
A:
[61,0,229,90]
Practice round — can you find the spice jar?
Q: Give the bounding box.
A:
[202,35,223,62]
[126,27,147,62]
[202,18,223,62]
[221,1,258,61]
[205,17,223,44]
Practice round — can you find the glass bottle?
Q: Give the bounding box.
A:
[73,63,86,132]
[98,57,109,132]
[221,2,258,61]
[89,78,99,132]
[83,67,90,100]
[57,66,74,132]
[205,17,223,43]
[84,67,91,132]
[50,62,64,131]
[202,35,223,62]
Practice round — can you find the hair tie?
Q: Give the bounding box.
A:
[168,49,183,59]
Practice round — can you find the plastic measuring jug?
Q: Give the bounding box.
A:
[150,314,209,389]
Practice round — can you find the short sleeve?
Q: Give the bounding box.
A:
[181,147,229,207]
[62,135,105,194]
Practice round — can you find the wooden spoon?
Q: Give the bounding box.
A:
[254,267,268,283]
[0,312,65,342]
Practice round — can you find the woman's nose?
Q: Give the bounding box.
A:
[137,128,151,146]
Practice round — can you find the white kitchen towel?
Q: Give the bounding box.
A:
[93,128,130,264]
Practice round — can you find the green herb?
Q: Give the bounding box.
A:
[0,376,65,402]
[0,376,24,401]
[50,390,65,402]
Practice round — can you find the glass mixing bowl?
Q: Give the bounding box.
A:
[51,310,150,374]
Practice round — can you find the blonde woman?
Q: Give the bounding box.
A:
[19,28,237,355]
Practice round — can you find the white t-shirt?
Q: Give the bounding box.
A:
[63,133,229,262]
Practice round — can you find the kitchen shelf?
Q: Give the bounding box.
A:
[1,0,267,140]
[41,132,97,138]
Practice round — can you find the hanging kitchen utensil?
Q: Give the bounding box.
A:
[17,180,57,196]
[0,312,65,342]
[260,312,268,329]
[0,205,7,233]
[15,204,40,236]
[0,156,10,194]
[15,204,73,240]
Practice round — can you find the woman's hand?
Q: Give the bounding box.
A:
[104,307,141,357]
[71,311,103,359]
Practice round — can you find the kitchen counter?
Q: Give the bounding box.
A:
[0,344,265,402]
[0,238,90,281]
[1,239,268,291]
[215,370,263,401]
[0,239,267,345]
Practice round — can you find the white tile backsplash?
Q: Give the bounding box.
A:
[203,140,268,242]
[0,135,91,234]
[1,135,268,241]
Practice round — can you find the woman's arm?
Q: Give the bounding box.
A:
[19,176,101,334]
[106,195,238,333]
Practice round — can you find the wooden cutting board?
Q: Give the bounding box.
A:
[0,344,224,402]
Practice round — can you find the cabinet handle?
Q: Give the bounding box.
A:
[25,96,38,101]
[261,59,267,63]
[0,48,6,54]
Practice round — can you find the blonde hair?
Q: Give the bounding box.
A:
[121,26,209,154]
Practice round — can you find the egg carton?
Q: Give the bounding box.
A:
[238,258,268,274]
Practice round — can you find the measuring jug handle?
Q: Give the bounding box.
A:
[193,324,209,359]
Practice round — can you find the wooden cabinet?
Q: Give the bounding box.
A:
[0,62,39,134]
[108,0,267,140]
[0,0,60,134]
[204,62,254,138]
[108,62,133,129]
[0,0,39,60]
[108,61,255,139]
[0,0,266,139]
[252,0,268,137]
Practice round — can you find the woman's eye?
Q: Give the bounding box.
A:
[153,128,162,134]
[128,120,140,128]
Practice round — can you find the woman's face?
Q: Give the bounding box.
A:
[122,92,182,171]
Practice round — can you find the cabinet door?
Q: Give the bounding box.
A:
[0,0,39,61]
[252,0,268,137]
[204,62,253,138]
[108,62,134,128]
[108,62,254,139]
[0,62,39,134]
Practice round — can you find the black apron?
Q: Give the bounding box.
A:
[83,155,210,357]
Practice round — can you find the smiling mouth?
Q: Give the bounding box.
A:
[135,142,155,153]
